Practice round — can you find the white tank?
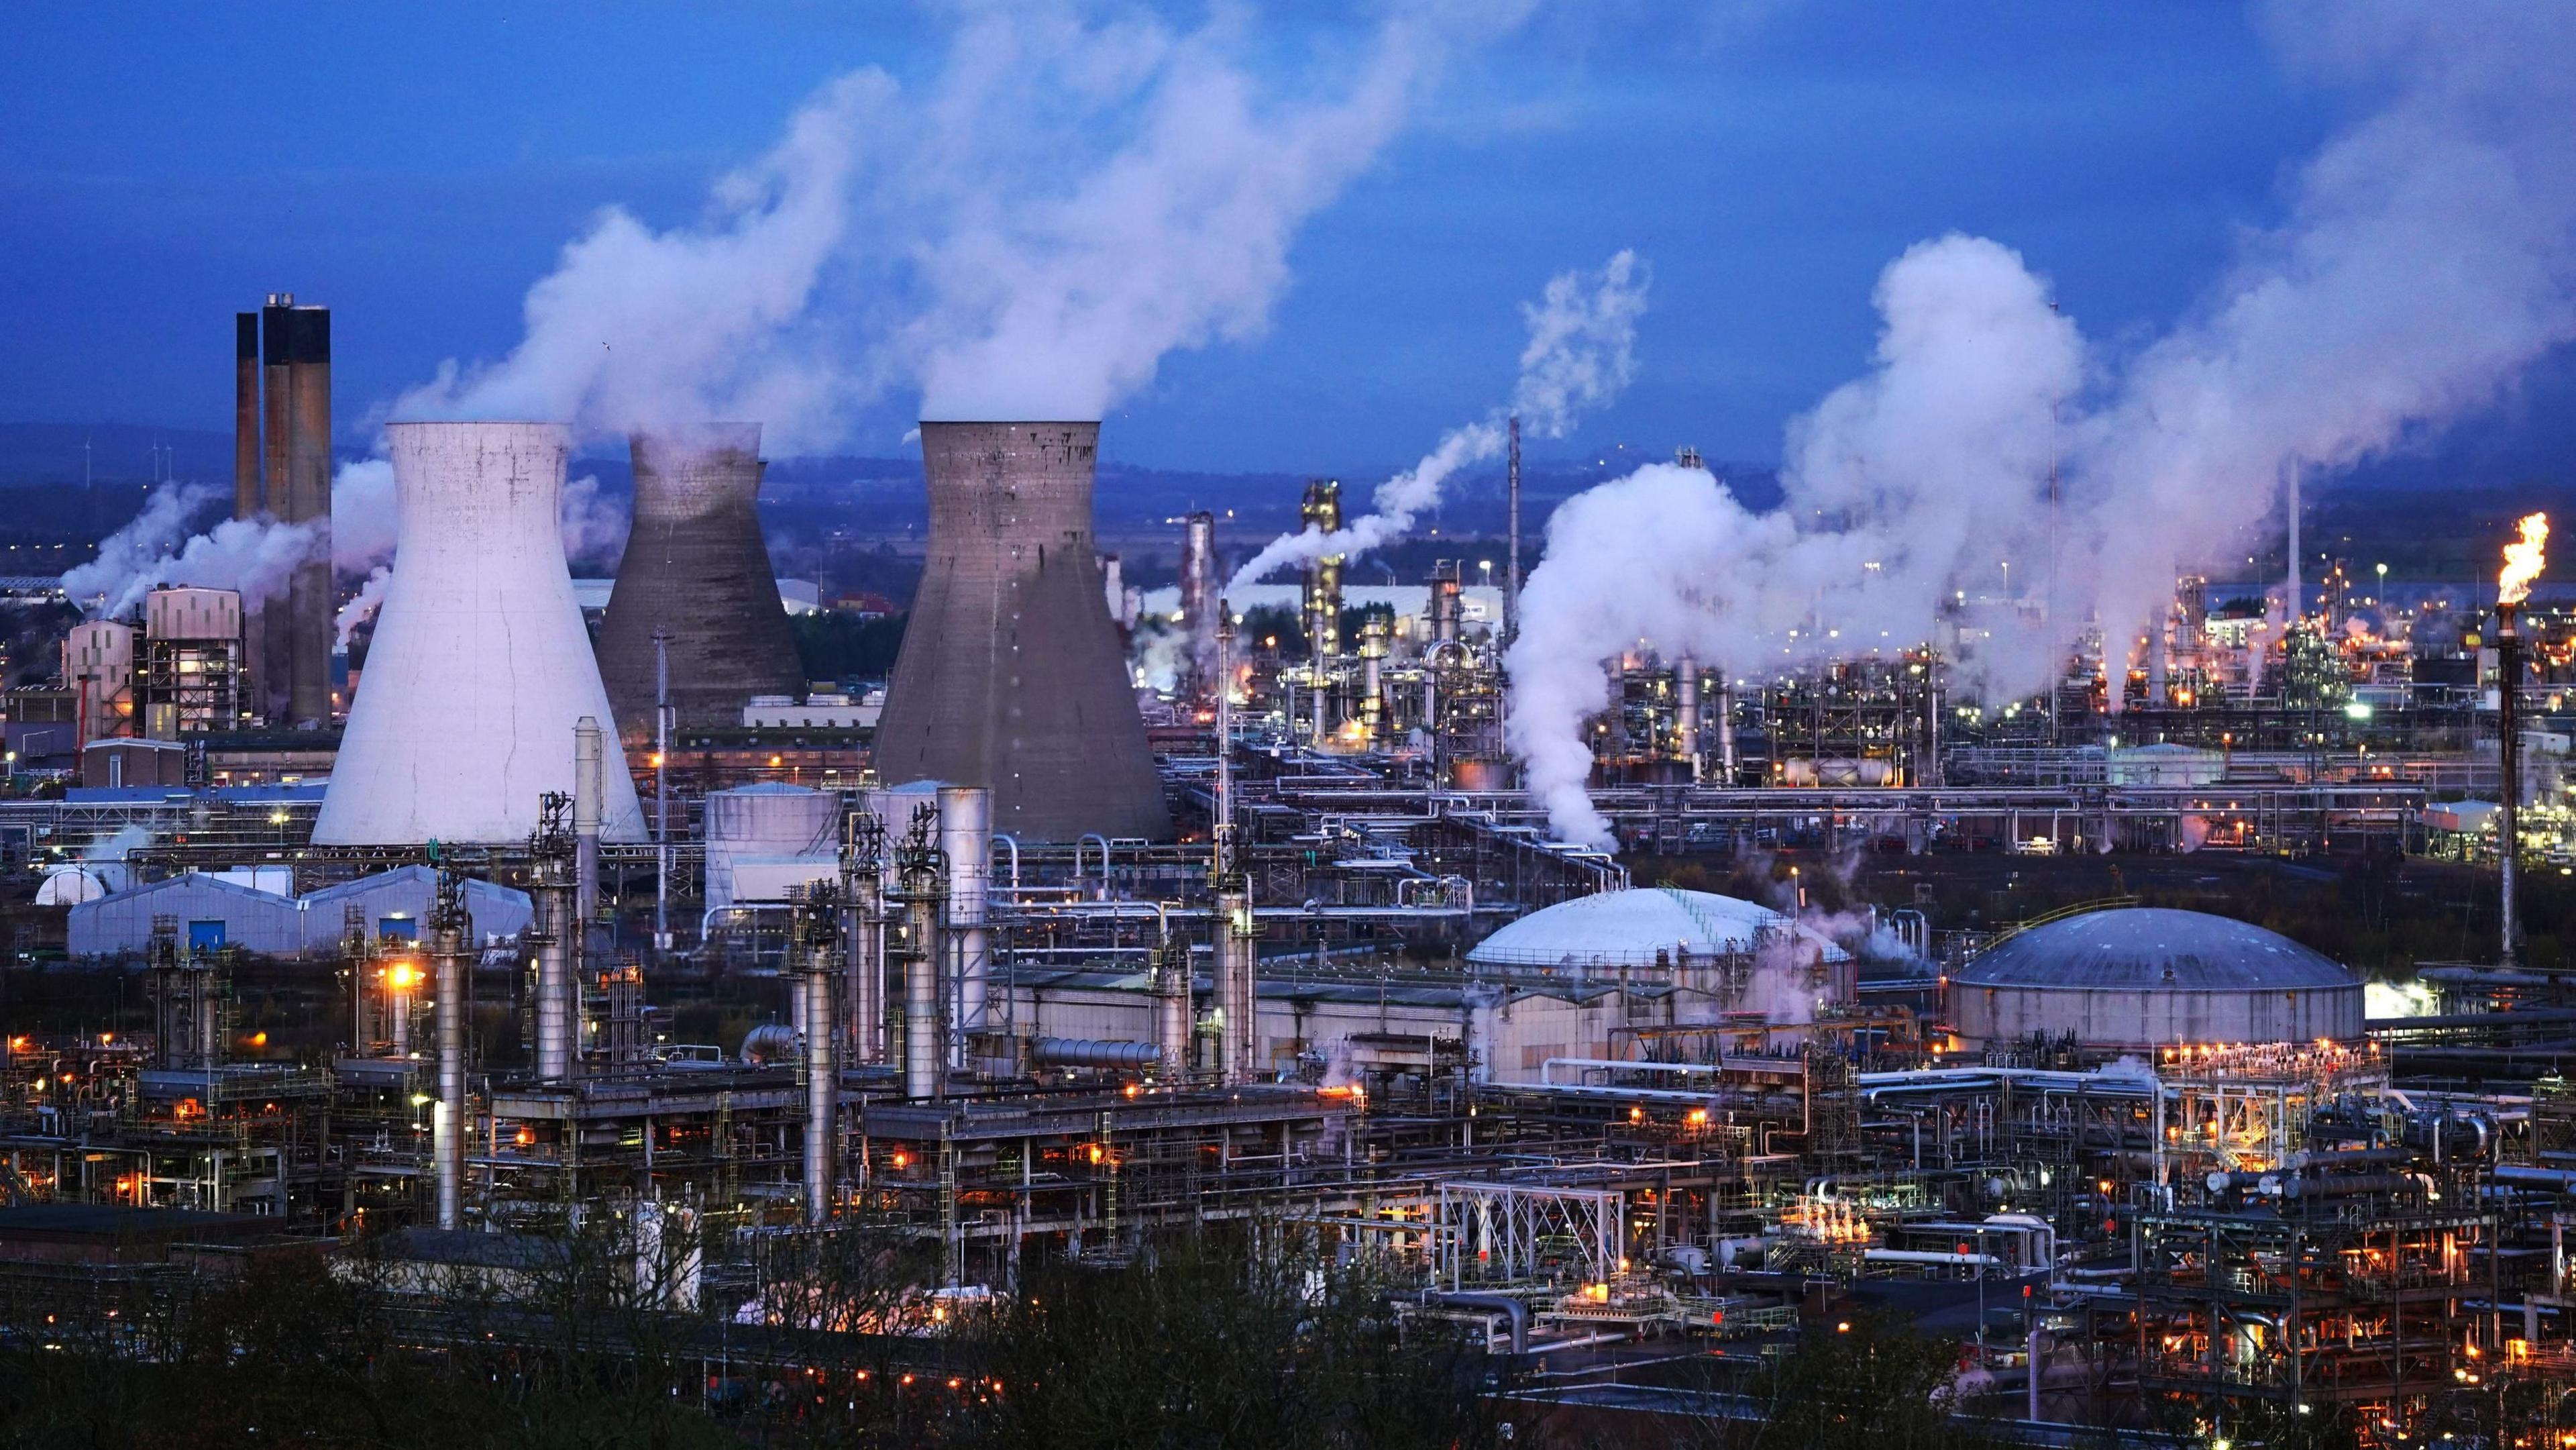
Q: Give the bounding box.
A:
[706,784,841,854]
[314,423,646,845]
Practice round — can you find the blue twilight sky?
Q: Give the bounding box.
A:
[1,1,2568,478]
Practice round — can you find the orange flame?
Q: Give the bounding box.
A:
[2501,511,2549,605]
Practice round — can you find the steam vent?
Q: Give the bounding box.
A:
[592,424,804,739]
[871,421,1171,841]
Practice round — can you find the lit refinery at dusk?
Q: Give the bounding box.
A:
[1,5,2575,1446]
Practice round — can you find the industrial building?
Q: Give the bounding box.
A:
[4,408,2572,1449]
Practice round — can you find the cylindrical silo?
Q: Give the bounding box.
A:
[593,425,804,739]
[870,422,1170,842]
[313,423,647,845]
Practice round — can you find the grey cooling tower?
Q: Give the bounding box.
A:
[593,424,805,739]
[871,421,1170,842]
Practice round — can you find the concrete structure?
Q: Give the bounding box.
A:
[871,422,1169,843]
[313,423,645,846]
[1947,907,2365,1049]
[241,295,332,727]
[592,425,804,740]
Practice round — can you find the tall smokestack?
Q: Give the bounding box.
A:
[594,425,803,739]
[252,297,331,725]
[1179,511,1218,700]
[2500,601,2524,969]
[313,423,647,846]
[2286,460,2303,623]
[871,422,1170,841]
[232,314,261,523]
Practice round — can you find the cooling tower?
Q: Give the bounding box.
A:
[871,422,1170,842]
[592,424,804,739]
[313,423,646,846]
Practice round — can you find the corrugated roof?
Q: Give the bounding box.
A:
[1954,907,2355,991]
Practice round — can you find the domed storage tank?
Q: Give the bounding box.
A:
[1949,907,2363,1049]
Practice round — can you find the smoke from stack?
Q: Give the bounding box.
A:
[1226,250,1649,597]
[1509,1,2576,845]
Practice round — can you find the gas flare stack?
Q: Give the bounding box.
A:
[871,422,1170,842]
[311,422,647,847]
[592,423,804,742]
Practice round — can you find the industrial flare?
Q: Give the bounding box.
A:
[2500,511,2549,605]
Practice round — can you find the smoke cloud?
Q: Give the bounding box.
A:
[61,483,319,621]
[335,565,392,650]
[390,1,1535,448]
[1226,250,1648,596]
[1509,1,2576,845]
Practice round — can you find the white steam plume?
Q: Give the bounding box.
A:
[391,70,885,442]
[391,2,1536,447]
[1508,236,2074,844]
[1226,250,1648,596]
[1510,1,2576,846]
[2070,0,2576,683]
[61,483,320,621]
[335,565,392,650]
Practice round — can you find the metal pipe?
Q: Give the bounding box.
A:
[2501,599,2523,970]
[1674,656,1701,779]
[653,629,671,957]
[429,875,471,1232]
[1032,1037,1162,1070]
[802,933,839,1224]
[1716,676,1737,781]
[902,861,943,1100]
[533,875,575,1080]
[1155,931,1193,1080]
[574,715,604,956]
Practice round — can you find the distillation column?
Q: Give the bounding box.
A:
[429,872,473,1231]
[1674,656,1702,781]
[795,890,841,1224]
[574,717,604,955]
[531,792,578,1081]
[1213,603,1259,1084]
[898,827,947,1100]
[843,813,888,1066]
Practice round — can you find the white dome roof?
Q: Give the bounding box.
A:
[1467,886,1849,971]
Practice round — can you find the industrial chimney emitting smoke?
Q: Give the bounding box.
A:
[592,424,804,739]
[234,295,333,727]
[871,422,1170,843]
[313,422,647,846]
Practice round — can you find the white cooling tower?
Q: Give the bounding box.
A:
[313,423,647,845]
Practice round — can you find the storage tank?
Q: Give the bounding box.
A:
[870,422,1169,842]
[1948,907,2363,1049]
[592,424,804,739]
[313,423,645,845]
